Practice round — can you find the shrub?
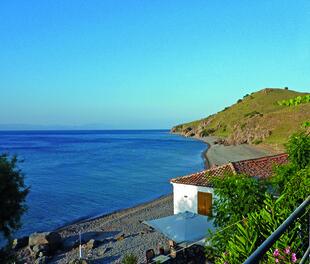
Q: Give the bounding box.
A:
[277,95,310,106]
[122,253,138,264]
[0,154,29,241]
[252,139,262,145]
[301,121,310,128]
[237,99,242,103]
[200,128,216,137]
[285,131,310,169]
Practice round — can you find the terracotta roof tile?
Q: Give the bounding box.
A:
[232,153,288,179]
[170,163,235,187]
[170,153,288,187]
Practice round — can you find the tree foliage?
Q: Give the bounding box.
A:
[285,131,310,169]
[206,132,310,263]
[0,154,29,240]
[211,173,268,228]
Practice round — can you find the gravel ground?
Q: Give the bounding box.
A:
[201,136,274,166]
[49,194,173,264]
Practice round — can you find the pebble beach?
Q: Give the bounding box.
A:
[50,195,173,263]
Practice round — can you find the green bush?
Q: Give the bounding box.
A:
[302,121,310,128]
[277,94,310,106]
[285,131,310,169]
[0,154,29,240]
[200,128,216,137]
[252,139,262,145]
[122,253,138,264]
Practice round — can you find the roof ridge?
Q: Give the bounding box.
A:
[170,169,207,182]
[231,153,288,165]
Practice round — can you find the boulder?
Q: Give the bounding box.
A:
[61,236,80,251]
[29,232,61,252]
[12,236,29,249]
[29,232,49,246]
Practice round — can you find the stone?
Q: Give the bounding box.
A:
[32,244,49,258]
[34,256,48,264]
[29,232,61,252]
[115,233,125,241]
[46,232,62,252]
[61,236,80,251]
[12,236,29,249]
[85,239,99,250]
[29,232,50,246]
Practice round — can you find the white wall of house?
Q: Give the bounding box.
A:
[172,183,214,214]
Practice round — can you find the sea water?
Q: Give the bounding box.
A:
[0,130,207,238]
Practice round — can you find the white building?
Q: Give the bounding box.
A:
[170,153,288,216]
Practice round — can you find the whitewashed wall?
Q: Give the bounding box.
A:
[172,183,215,214]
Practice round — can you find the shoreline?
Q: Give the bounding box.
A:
[61,134,273,232]
[197,135,275,166]
[55,194,173,232]
[56,135,211,232]
[56,133,274,233]
[33,133,273,237]
[51,195,174,263]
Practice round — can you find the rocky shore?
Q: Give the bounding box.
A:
[13,195,173,263]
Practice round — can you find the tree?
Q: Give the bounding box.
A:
[205,174,269,260]
[285,131,310,169]
[0,154,29,241]
[206,132,310,263]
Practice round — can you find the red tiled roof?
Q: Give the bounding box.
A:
[233,153,288,179]
[170,164,235,187]
[170,153,288,187]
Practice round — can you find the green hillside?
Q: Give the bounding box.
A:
[171,88,310,150]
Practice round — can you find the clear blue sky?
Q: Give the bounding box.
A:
[0,0,309,129]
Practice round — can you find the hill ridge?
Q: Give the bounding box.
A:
[171,88,310,150]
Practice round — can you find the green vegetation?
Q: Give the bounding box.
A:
[277,94,310,106]
[122,253,138,264]
[0,154,29,241]
[302,121,310,128]
[206,132,310,263]
[172,88,310,149]
[252,139,262,145]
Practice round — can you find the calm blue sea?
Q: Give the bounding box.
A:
[0,130,207,238]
